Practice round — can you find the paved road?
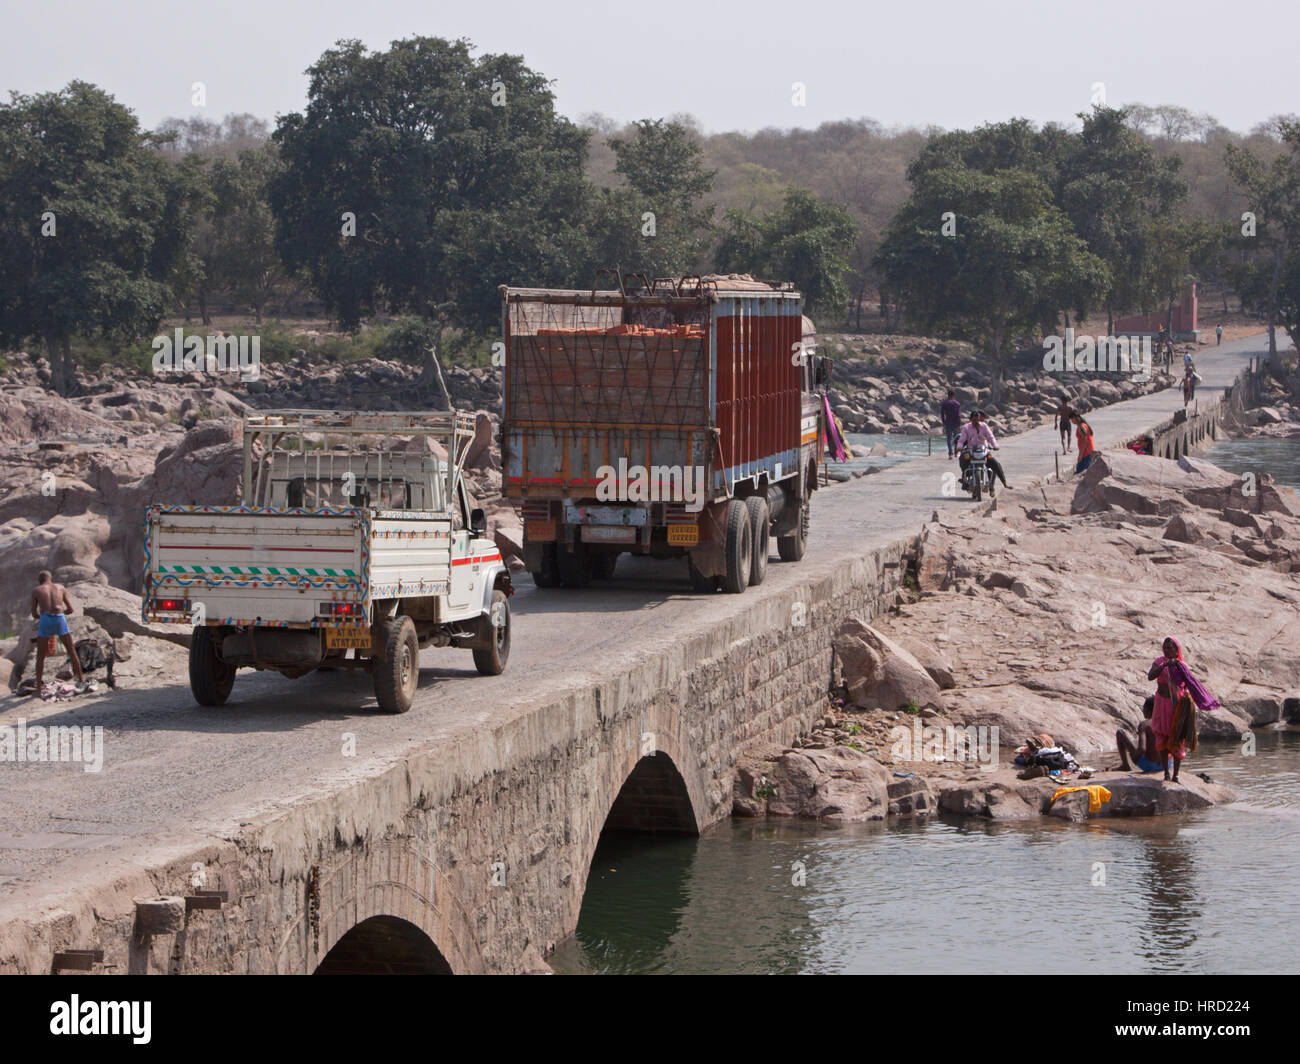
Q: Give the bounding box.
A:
[0,333,1278,919]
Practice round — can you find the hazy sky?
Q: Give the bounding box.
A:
[1,0,1294,134]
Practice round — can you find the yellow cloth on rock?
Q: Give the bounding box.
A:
[1051,785,1112,814]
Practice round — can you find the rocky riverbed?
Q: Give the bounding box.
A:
[734,446,1300,826]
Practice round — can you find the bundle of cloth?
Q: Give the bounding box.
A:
[1013,733,1080,772]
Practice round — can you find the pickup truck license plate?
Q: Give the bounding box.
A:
[325,626,372,650]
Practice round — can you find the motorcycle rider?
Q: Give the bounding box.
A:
[956,411,1011,490]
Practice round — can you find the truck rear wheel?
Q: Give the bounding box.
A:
[557,544,592,588]
[777,486,810,562]
[688,555,719,593]
[746,495,770,586]
[722,498,752,594]
[374,616,419,714]
[531,543,560,588]
[592,552,618,580]
[473,589,511,676]
[189,626,235,706]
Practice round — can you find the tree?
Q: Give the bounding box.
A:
[269,36,591,399]
[0,82,187,394]
[209,144,285,323]
[1054,107,1187,333]
[715,187,857,317]
[874,166,1109,402]
[1226,119,1300,373]
[585,119,715,279]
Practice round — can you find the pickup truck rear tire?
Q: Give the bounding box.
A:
[722,498,752,594]
[746,496,770,586]
[777,486,810,562]
[189,626,235,706]
[473,590,511,675]
[374,616,419,714]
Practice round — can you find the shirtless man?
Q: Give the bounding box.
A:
[1111,696,1164,774]
[30,570,85,691]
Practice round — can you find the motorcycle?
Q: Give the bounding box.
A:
[961,443,996,501]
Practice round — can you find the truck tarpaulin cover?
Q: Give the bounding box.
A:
[503,285,803,499]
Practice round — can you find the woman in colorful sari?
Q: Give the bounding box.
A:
[1146,637,1220,782]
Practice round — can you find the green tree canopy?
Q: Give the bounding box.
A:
[585,119,715,280]
[269,36,591,335]
[874,165,1109,401]
[714,187,857,317]
[0,81,187,393]
[1227,120,1300,370]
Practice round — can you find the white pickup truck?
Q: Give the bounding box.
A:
[142,410,512,713]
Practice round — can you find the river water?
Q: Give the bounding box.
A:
[547,433,1300,975]
[550,734,1300,974]
[1204,437,1300,489]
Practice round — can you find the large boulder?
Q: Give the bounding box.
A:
[835,618,943,711]
[735,745,891,822]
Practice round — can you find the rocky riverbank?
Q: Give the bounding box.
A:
[734,445,1300,825]
[817,331,1195,437]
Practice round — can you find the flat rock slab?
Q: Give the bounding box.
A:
[933,767,1236,822]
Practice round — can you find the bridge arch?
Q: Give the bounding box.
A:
[315,915,452,974]
[602,751,700,835]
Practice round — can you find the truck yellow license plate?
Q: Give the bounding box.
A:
[667,523,699,546]
[326,626,372,650]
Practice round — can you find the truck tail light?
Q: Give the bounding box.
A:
[156,598,188,612]
[319,602,360,617]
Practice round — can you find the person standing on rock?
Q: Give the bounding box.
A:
[30,570,86,693]
[1147,637,1220,783]
[941,389,962,459]
[1071,413,1096,473]
[1055,397,1074,453]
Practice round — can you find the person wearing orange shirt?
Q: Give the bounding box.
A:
[1071,413,1096,473]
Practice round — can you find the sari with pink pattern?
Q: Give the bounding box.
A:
[1150,638,1220,761]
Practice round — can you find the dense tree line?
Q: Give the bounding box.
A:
[1,35,1297,397]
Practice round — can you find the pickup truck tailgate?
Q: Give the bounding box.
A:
[143,506,365,625]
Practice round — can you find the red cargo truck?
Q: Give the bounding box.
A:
[500,275,831,593]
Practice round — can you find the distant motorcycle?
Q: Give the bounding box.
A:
[961,443,996,501]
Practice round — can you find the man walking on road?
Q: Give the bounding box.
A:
[30,570,86,693]
[1216,324,1223,346]
[1055,397,1074,453]
[941,389,962,459]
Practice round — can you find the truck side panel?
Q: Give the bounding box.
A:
[712,295,803,495]
[367,512,454,601]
